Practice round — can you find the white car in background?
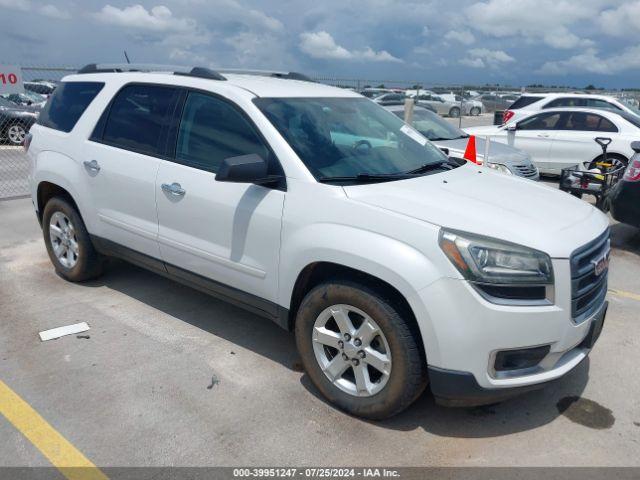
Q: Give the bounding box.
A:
[439,93,484,116]
[465,108,640,175]
[503,92,640,124]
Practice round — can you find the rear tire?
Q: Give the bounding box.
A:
[295,280,427,419]
[42,196,103,282]
[449,107,461,118]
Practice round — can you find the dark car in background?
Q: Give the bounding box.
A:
[24,81,57,97]
[0,97,39,145]
[609,142,640,228]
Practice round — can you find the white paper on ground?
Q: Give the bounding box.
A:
[39,322,90,341]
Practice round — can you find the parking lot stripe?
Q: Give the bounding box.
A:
[0,380,108,480]
[609,288,640,302]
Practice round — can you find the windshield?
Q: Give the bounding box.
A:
[393,108,467,141]
[255,97,448,182]
[0,97,17,108]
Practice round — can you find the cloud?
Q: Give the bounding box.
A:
[460,48,515,68]
[466,0,597,49]
[93,4,194,31]
[299,31,402,62]
[0,0,70,19]
[39,4,71,19]
[537,46,640,75]
[599,1,640,37]
[444,30,475,45]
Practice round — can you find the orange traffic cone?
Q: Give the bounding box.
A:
[463,135,477,164]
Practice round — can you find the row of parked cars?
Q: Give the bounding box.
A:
[0,81,56,145]
[360,87,522,117]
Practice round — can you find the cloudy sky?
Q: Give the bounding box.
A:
[1,0,639,87]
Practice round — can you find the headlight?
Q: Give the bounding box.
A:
[439,229,553,285]
[487,163,513,175]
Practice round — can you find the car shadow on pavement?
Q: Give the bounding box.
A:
[610,222,640,256]
[85,259,300,370]
[89,258,590,438]
[300,357,590,438]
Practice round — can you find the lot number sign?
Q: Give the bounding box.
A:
[0,65,24,94]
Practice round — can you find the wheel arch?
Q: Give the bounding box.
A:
[36,181,80,225]
[287,261,427,363]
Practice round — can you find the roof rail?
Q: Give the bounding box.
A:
[76,64,313,82]
[76,63,226,81]
[216,69,313,82]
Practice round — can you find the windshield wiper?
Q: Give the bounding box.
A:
[317,172,416,184]
[405,161,450,175]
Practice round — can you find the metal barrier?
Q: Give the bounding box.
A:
[0,67,75,199]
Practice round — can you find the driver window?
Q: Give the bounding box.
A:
[517,112,562,131]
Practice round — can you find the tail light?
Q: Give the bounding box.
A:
[623,156,640,182]
[23,132,33,152]
[503,110,515,124]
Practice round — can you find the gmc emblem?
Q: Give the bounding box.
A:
[592,252,610,276]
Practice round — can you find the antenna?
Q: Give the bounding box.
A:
[124,51,131,64]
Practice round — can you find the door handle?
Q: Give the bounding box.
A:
[537,133,550,138]
[83,160,100,174]
[161,182,186,197]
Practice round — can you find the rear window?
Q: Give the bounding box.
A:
[37,82,104,132]
[508,96,543,110]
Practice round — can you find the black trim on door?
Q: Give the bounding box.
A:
[91,235,291,330]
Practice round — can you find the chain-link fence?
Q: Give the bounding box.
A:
[1,65,640,200]
[1,67,76,199]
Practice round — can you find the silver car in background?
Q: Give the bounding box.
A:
[406,90,463,117]
[385,105,539,180]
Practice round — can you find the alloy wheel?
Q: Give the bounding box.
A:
[49,211,79,268]
[7,125,26,145]
[312,304,392,397]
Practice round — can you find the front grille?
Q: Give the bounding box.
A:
[570,229,610,323]
[512,163,538,178]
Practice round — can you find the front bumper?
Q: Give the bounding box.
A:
[429,300,607,406]
[408,258,607,401]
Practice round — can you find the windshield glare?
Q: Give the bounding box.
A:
[393,109,467,141]
[255,97,447,181]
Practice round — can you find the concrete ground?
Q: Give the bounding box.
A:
[0,145,29,200]
[1,196,639,468]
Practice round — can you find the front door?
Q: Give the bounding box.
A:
[510,111,563,173]
[155,91,285,311]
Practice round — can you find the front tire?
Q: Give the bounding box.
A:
[470,107,481,116]
[42,196,103,282]
[295,281,427,419]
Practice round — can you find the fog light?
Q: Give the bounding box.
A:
[494,345,550,372]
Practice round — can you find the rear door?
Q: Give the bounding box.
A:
[510,111,563,172]
[549,111,619,172]
[83,83,181,258]
[155,90,285,310]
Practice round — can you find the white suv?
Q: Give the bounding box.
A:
[28,64,610,419]
[503,92,640,124]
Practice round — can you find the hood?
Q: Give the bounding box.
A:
[343,163,608,258]
[0,104,40,114]
[435,137,531,166]
[463,125,503,136]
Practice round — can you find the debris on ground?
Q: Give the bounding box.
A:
[39,322,90,342]
[207,374,220,390]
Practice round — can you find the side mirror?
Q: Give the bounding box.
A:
[506,124,517,132]
[215,153,281,186]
